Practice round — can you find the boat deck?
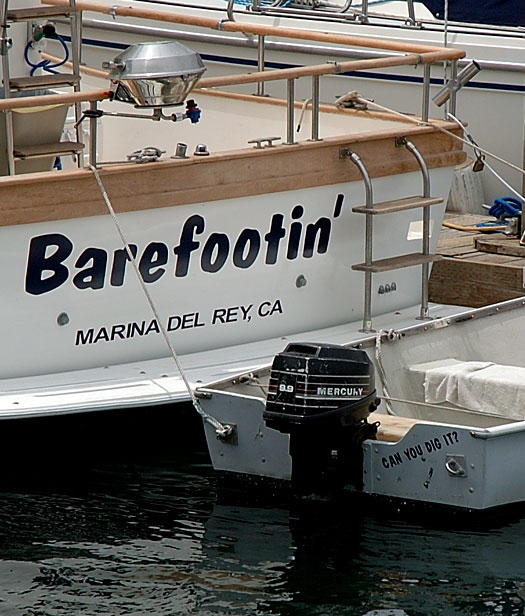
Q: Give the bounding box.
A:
[429,214,525,308]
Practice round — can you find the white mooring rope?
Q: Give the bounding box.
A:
[89,164,232,438]
[353,95,525,179]
[445,112,525,203]
[374,329,402,416]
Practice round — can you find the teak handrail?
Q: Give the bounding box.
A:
[43,0,465,61]
[199,55,439,88]
[0,88,109,111]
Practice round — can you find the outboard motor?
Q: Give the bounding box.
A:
[264,342,379,494]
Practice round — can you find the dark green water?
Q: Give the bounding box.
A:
[0,406,524,616]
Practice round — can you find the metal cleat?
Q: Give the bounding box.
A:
[127,147,165,163]
[247,136,282,149]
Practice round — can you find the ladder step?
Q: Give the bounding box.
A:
[352,196,443,215]
[352,252,441,273]
[6,6,78,20]
[14,141,84,159]
[9,74,80,91]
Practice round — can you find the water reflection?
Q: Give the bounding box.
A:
[0,415,524,615]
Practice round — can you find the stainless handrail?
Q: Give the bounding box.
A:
[471,421,525,440]
[69,0,84,167]
[285,78,296,145]
[402,139,431,320]
[345,149,374,333]
[256,34,265,96]
[0,0,14,175]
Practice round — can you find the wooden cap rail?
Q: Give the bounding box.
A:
[0,88,110,111]
[198,55,440,89]
[42,52,448,91]
[43,0,465,63]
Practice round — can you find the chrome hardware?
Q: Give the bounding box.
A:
[445,454,467,477]
[194,144,210,156]
[106,41,206,108]
[432,60,481,108]
[247,136,281,149]
[216,423,238,444]
[127,147,165,163]
[296,275,307,288]
[172,142,188,159]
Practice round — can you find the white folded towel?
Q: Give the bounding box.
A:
[424,361,525,418]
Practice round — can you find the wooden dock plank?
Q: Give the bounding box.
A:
[474,236,525,257]
[429,214,525,307]
[438,244,479,257]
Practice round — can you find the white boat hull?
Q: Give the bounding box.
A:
[0,8,470,442]
[0,87,463,378]
[8,170,450,377]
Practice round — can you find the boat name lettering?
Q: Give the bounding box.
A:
[24,199,343,295]
[74,299,283,346]
[380,431,460,469]
[316,386,364,397]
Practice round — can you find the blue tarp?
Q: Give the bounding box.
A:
[420,0,525,26]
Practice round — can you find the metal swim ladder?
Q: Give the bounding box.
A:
[343,137,443,332]
[0,0,83,174]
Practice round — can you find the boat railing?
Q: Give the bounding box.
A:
[0,87,109,111]
[44,0,461,60]
[225,0,525,37]
[44,0,464,116]
[471,421,525,440]
[241,0,417,25]
[0,0,465,172]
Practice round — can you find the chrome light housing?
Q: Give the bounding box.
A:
[103,41,206,108]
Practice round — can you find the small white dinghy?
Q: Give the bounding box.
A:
[199,297,525,511]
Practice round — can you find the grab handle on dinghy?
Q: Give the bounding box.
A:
[471,421,525,440]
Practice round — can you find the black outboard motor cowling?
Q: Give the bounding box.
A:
[265,342,377,430]
[264,343,379,493]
